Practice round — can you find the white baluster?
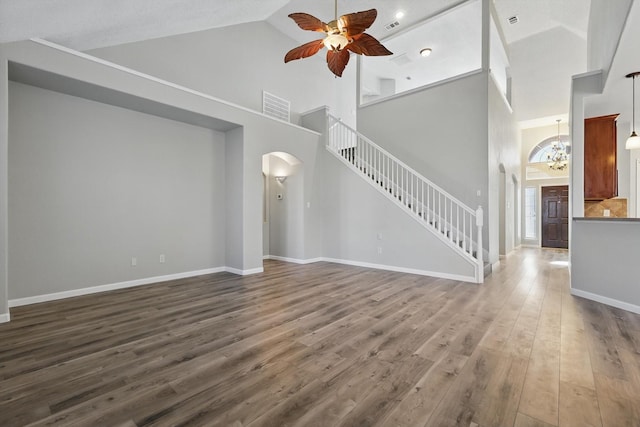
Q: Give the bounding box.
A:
[476,206,483,266]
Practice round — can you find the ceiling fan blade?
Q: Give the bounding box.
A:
[326,49,350,77]
[347,33,392,56]
[285,40,325,63]
[288,13,328,32]
[340,9,377,37]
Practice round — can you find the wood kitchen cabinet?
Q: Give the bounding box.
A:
[584,114,619,200]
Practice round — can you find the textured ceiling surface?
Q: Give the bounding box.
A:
[0,0,594,124]
[0,0,588,52]
[0,0,291,51]
[492,0,590,43]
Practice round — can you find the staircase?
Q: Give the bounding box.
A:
[326,115,485,283]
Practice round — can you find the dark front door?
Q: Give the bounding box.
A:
[542,185,569,249]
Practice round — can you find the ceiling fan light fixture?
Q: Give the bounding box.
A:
[284,2,392,77]
[420,48,432,57]
[395,11,405,19]
[323,33,350,50]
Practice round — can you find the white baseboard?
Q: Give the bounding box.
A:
[320,257,477,283]
[264,255,324,265]
[9,266,227,308]
[266,255,476,283]
[571,288,640,315]
[225,267,264,276]
[6,254,476,312]
[0,313,10,323]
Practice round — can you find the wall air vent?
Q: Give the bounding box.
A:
[508,15,519,25]
[385,21,400,31]
[262,91,290,122]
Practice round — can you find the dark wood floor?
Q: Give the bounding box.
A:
[1,248,639,426]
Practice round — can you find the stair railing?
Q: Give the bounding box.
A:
[327,115,483,280]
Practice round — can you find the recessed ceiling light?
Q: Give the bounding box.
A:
[420,48,432,57]
[395,11,405,19]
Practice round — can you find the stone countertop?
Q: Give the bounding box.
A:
[574,217,640,222]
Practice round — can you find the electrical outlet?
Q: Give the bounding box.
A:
[159,254,165,263]
[378,247,383,254]
[131,257,137,266]
[377,232,383,240]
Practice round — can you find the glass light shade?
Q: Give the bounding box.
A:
[626,131,640,149]
[323,34,349,51]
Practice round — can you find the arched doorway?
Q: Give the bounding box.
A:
[262,152,304,260]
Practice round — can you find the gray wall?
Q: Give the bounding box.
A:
[357,71,489,216]
[8,82,227,299]
[488,75,521,260]
[0,58,7,317]
[357,71,502,261]
[225,127,244,271]
[321,150,476,279]
[89,21,356,125]
[587,0,634,82]
[572,219,640,311]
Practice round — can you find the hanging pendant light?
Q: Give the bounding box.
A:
[626,71,640,150]
[547,119,569,170]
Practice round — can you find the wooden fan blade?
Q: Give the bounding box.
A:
[340,9,377,37]
[285,39,325,63]
[326,49,350,77]
[347,33,392,56]
[288,13,328,32]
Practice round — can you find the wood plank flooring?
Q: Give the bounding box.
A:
[1,248,639,426]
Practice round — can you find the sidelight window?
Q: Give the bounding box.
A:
[524,187,537,239]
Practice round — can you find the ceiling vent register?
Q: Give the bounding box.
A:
[385,21,401,31]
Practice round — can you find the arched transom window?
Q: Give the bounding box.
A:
[528,135,571,164]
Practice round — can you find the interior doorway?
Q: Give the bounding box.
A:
[262,152,304,260]
[541,185,569,249]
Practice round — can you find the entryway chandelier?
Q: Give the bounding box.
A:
[547,119,569,170]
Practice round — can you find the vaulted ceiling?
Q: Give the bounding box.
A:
[0,0,592,125]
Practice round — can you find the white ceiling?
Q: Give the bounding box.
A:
[0,0,592,125]
[492,0,590,44]
[0,0,291,51]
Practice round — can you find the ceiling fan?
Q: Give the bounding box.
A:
[284,1,392,77]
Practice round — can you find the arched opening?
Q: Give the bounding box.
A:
[262,152,304,261]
